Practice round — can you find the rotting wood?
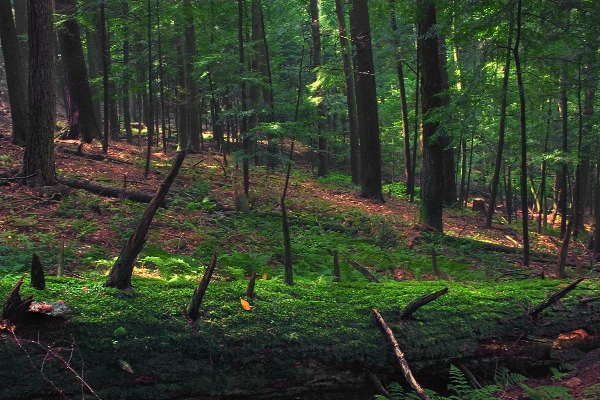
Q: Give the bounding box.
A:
[398,288,449,320]
[57,176,172,205]
[245,271,257,299]
[348,260,379,283]
[2,275,33,324]
[187,250,218,321]
[30,254,45,290]
[530,277,584,317]
[373,309,430,400]
[61,147,133,164]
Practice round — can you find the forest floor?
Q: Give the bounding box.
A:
[1,127,600,398]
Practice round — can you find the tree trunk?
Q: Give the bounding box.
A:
[239,0,250,195]
[417,0,444,231]
[350,0,383,202]
[183,0,200,153]
[144,0,154,180]
[437,36,456,207]
[21,0,56,187]
[513,0,529,266]
[311,0,328,177]
[83,1,102,132]
[13,0,27,70]
[389,0,413,197]
[335,0,359,185]
[175,36,189,151]
[106,152,186,290]
[56,0,101,144]
[0,0,29,146]
[485,28,512,228]
[558,60,569,239]
[100,2,109,153]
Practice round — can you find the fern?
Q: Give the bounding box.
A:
[494,365,527,388]
[448,364,473,398]
[520,384,575,400]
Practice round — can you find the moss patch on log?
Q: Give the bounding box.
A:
[1,276,600,399]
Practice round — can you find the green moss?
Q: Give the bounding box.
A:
[1,276,598,399]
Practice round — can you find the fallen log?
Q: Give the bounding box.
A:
[2,279,600,399]
[187,250,218,321]
[57,176,172,205]
[530,277,584,317]
[61,147,133,164]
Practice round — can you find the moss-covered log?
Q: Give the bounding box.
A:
[1,278,600,399]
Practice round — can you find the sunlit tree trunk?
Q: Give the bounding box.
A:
[557,60,569,239]
[21,0,56,187]
[239,0,250,195]
[417,0,443,231]
[514,0,529,266]
[335,0,359,184]
[486,27,512,228]
[311,0,328,177]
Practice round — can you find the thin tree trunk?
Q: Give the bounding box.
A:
[144,0,154,180]
[183,0,200,153]
[513,0,529,266]
[311,0,328,177]
[389,0,413,197]
[486,27,512,228]
[558,60,569,238]
[335,0,359,185]
[239,0,250,195]
[100,1,109,153]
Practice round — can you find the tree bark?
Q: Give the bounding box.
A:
[0,0,29,146]
[349,0,383,202]
[513,0,529,266]
[106,152,186,290]
[389,0,413,197]
[417,0,444,231]
[56,0,101,144]
[311,0,328,177]
[335,0,360,185]
[485,27,512,228]
[183,0,200,153]
[21,0,56,188]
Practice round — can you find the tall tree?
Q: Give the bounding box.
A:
[311,0,328,177]
[416,0,444,231]
[335,0,359,185]
[0,0,29,146]
[389,0,413,197]
[56,0,101,143]
[485,24,512,228]
[21,0,56,187]
[349,0,383,201]
[183,0,200,153]
[513,0,529,266]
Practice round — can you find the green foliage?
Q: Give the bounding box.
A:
[519,384,575,400]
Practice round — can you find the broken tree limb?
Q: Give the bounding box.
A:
[556,221,573,279]
[187,250,218,321]
[373,309,430,400]
[57,176,172,205]
[105,152,186,289]
[2,275,33,324]
[579,295,600,305]
[245,271,257,299]
[398,288,449,320]
[348,260,379,283]
[530,277,584,317]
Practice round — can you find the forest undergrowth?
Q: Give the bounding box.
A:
[1,132,600,399]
